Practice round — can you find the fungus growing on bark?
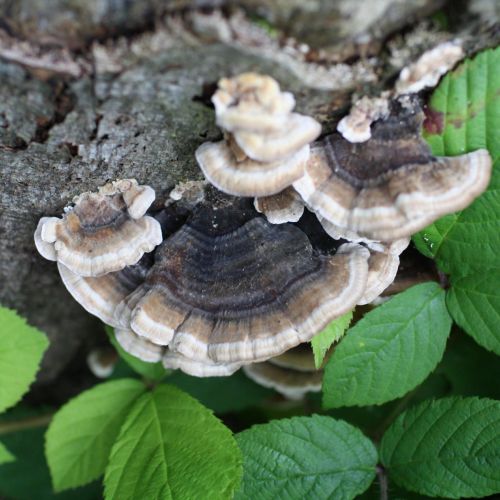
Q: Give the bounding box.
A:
[114,195,370,365]
[35,179,162,276]
[115,327,165,363]
[57,252,154,327]
[337,94,390,143]
[243,345,322,400]
[395,40,464,95]
[254,187,305,224]
[196,73,321,197]
[357,238,410,305]
[294,98,492,240]
[162,350,242,377]
[34,216,57,261]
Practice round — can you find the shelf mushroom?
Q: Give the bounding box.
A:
[254,186,305,224]
[35,179,162,277]
[114,195,370,367]
[243,344,323,400]
[57,253,154,327]
[294,98,492,241]
[195,73,321,197]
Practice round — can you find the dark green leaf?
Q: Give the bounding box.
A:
[168,370,271,414]
[311,310,352,369]
[0,307,49,412]
[323,283,451,408]
[0,423,101,500]
[446,272,500,355]
[236,415,377,499]
[46,379,145,491]
[380,396,500,498]
[104,384,242,499]
[437,332,500,399]
[0,441,14,465]
[415,47,500,276]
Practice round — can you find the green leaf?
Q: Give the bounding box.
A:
[106,326,167,381]
[104,384,242,500]
[0,441,14,465]
[415,47,500,276]
[311,310,352,369]
[46,379,145,491]
[168,370,271,414]
[380,396,500,498]
[0,417,101,500]
[0,307,49,413]
[235,415,377,499]
[323,283,452,408]
[446,272,500,355]
[437,332,500,399]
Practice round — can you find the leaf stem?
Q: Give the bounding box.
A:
[0,413,53,435]
[376,465,389,500]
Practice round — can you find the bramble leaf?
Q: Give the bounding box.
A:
[446,272,500,355]
[0,441,14,465]
[235,415,377,499]
[380,397,500,498]
[45,379,145,491]
[414,47,500,276]
[104,384,242,500]
[0,307,49,413]
[323,283,451,408]
[311,310,352,369]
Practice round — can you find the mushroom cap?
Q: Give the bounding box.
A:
[57,252,153,327]
[34,217,57,261]
[115,327,165,363]
[254,187,305,224]
[162,350,242,377]
[268,343,317,372]
[396,41,464,95]
[357,238,410,305]
[293,100,492,240]
[243,361,322,400]
[233,113,321,162]
[336,95,389,144]
[38,180,162,276]
[213,72,295,133]
[196,140,309,197]
[116,199,370,365]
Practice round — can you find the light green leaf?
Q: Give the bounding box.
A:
[311,310,352,369]
[323,283,452,408]
[106,326,167,381]
[104,384,242,500]
[45,379,145,491]
[235,415,377,499]
[415,47,500,276]
[0,307,49,413]
[380,397,500,498]
[446,272,500,355]
[0,441,14,465]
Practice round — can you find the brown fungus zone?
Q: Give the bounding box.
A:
[243,343,323,400]
[294,97,492,241]
[37,180,162,277]
[115,195,370,367]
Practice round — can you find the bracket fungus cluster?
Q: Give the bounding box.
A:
[195,73,321,197]
[244,344,323,400]
[35,73,492,387]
